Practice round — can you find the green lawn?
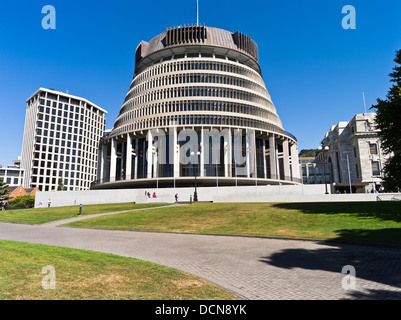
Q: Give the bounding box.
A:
[65,202,401,245]
[0,203,170,224]
[0,239,237,300]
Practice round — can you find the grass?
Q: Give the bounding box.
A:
[0,239,237,300]
[65,202,401,245]
[0,203,170,224]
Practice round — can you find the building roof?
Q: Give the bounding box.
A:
[26,88,108,114]
[141,26,258,61]
[134,26,261,74]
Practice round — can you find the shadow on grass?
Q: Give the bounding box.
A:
[260,228,401,300]
[271,201,401,222]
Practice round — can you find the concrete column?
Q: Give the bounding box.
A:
[263,139,267,179]
[110,138,117,182]
[269,134,277,180]
[246,129,256,178]
[126,134,132,180]
[283,139,290,181]
[200,127,205,177]
[290,143,300,180]
[97,143,103,182]
[147,130,153,179]
[173,126,180,178]
[224,129,232,177]
[134,138,138,180]
[102,143,108,182]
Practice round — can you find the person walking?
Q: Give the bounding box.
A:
[175,193,178,202]
[48,198,51,208]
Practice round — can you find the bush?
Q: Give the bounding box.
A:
[8,195,35,208]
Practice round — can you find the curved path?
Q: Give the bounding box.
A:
[1,207,401,300]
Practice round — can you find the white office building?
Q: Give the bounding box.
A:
[0,165,24,187]
[21,88,107,191]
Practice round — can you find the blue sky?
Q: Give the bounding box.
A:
[0,0,400,166]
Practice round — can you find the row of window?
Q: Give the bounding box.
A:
[33,151,97,163]
[0,170,23,177]
[127,72,268,102]
[124,84,270,110]
[32,168,95,179]
[36,128,100,145]
[38,108,104,131]
[32,161,96,178]
[0,177,23,185]
[35,135,99,151]
[34,143,97,157]
[116,100,279,129]
[31,177,94,190]
[38,101,104,122]
[35,90,102,114]
[133,58,261,87]
[353,143,379,158]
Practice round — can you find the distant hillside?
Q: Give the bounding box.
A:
[299,149,318,157]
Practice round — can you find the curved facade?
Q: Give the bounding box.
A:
[93,26,301,189]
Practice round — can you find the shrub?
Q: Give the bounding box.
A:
[8,195,35,208]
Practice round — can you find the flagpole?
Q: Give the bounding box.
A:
[362,90,367,114]
[197,0,199,26]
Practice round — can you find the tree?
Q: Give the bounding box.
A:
[371,49,401,190]
[0,180,10,200]
[299,149,318,157]
[57,178,65,191]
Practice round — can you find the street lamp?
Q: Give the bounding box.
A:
[190,151,201,202]
[318,146,330,194]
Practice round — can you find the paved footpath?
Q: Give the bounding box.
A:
[1,206,401,300]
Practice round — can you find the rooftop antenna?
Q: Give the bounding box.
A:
[196,0,199,26]
[362,89,367,114]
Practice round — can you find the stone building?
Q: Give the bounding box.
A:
[321,113,388,193]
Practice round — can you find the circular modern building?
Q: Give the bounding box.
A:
[93,25,301,189]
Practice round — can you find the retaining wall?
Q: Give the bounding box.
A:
[34,185,398,208]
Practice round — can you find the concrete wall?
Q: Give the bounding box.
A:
[34,184,400,208]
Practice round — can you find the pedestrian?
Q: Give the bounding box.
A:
[147,192,151,198]
[175,193,178,202]
[1,201,4,211]
[153,192,157,198]
[48,198,51,207]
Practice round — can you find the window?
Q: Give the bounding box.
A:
[369,143,378,155]
[372,161,380,176]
